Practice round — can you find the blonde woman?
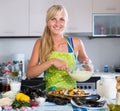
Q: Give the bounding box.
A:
[26,5,91,91]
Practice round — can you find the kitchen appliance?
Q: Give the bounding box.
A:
[11,54,25,76]
[96,75,117,99]
[77,77,100,90]
[114,66,120,72]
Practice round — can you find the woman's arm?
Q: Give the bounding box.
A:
[26,39,52,79]
[72,37,93,71]
[26,39,69,79]
[72,37,90,63]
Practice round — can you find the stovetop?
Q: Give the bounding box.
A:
[77,77,100,90]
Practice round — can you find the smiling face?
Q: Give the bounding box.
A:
[46,5,68,36]
[47,10,66,35]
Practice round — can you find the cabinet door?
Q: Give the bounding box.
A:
[93,0,120,13]
[0,0,29,36]
[29,0,53,36]
[54,0,92,33]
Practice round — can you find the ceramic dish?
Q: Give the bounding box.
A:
[64,90,91,97]
[71,99,107,110]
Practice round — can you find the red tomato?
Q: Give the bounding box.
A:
[30,101,39,107]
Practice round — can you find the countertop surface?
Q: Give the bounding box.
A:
[92,72,120,77]
[0,90,109,111]
[1,101,108,111]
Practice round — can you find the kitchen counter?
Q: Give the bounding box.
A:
[0,90,109,111]
[37,102,108,111]
[2,101,108,111]
[92,72,120,77]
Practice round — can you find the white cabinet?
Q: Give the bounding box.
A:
[54,0,92,33]
[93,0,120,13]
[29,0,92,36]
[0,0,29,36]
[29,0,53,36]
[0,0,92,36]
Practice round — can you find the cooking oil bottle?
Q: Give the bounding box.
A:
[116,90,120,105]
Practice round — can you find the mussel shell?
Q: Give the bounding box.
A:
[79,94,101,101]
[46,95,69,105]
[84,100,106,107]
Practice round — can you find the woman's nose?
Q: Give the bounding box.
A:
[55,20,60,25]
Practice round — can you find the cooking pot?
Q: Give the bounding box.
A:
[96,75,117,99]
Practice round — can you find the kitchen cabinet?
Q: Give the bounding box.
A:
[93,14,120,37]
[92,0,120,13]
[0,0,29,36]
[0,0,92,37]
[54,0,92,33]
[29,0,92,36]
[29,0,53,36]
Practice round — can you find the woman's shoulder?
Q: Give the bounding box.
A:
[66,36,80,41]
[36,38,41,43]
[33,38,41,49]
[71,37,82,43]
[71,37,84,50]
[35,38,41,45]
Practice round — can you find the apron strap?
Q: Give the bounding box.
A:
[66,36,77,60]
[67,36,74,53]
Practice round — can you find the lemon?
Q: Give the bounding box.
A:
[16,93,24,101]
[20,95,30,103]
[15,93,30,103]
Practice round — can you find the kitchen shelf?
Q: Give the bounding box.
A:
[89,36,120,39]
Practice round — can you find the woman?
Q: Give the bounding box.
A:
[26,5,92,91]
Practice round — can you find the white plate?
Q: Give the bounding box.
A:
[64,90,91,97]
[71,99,107,110]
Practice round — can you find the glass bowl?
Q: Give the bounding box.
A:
[69,62,93,82]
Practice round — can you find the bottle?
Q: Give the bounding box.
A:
[2,68,11,92]
[116,76,120,105]
[12,61,19,76]
[6,61,13,72]
[104,65,108,72]
[18,61,23,79]
[116,90,120,105]
[100,26,106,35]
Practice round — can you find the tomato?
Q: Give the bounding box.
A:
[30,101,39,107]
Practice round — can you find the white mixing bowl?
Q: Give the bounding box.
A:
[69,70,92,82]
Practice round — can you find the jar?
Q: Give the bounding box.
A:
[97,75,117,99]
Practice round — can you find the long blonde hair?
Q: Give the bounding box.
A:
[39,5,68,62]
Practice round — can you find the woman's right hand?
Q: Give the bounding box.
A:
[50,58,69,71]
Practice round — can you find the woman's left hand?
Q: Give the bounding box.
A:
[84,64,92,71]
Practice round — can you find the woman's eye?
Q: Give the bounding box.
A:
[51,18,56,21]
[60,18,65,21]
